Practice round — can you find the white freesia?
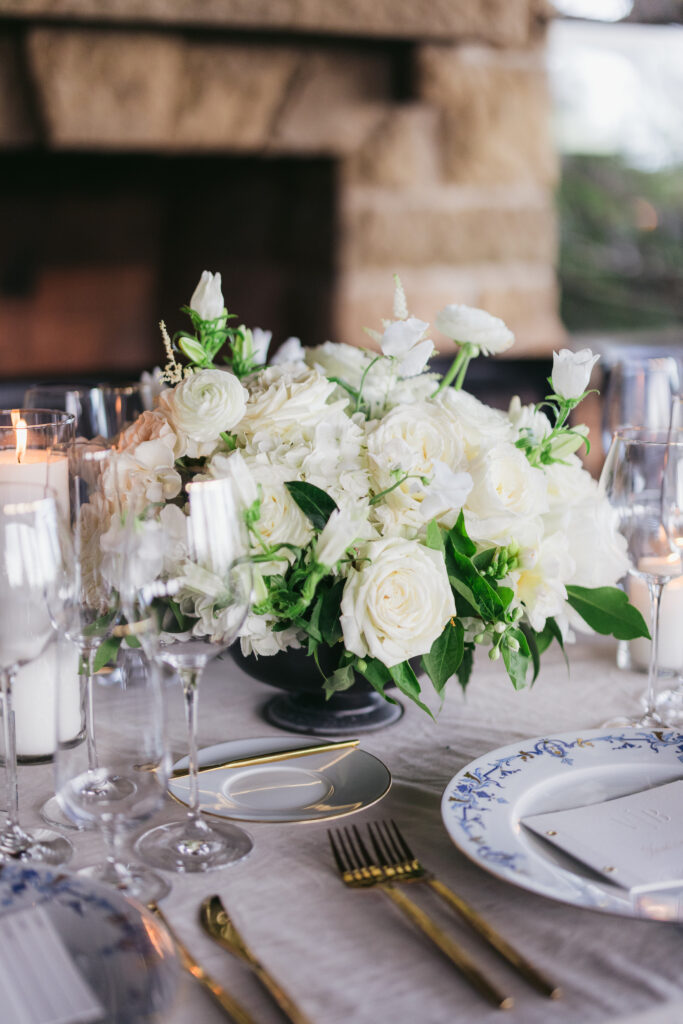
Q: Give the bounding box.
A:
[435,304,514,356]
[159,368,247,459]
[551,348,600,401]
[190,270,224,322]
[250,328,271,365]
[271,336,305,365]
[509,532,574,632]
[315,507,365,568]
[340,537,455,667]
[380,317,433,377]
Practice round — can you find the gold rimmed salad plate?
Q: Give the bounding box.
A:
[168,736,391,823]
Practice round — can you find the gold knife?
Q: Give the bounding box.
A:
[149,901,257,1024]
[172,738,359,778]
[200,895,314,1024]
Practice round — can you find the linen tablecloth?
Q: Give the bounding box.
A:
[16,636,683,1024]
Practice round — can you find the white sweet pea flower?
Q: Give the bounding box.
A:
[419,460,473,523]
[189,270,224,322]
[159,368,247,459]
[250,328,271,366]
[315,507,365,568]
[340,537,455,667]
[435,304,514,356]
[271,336,306,366]
[380,318,433,377]
[551,348,600,401]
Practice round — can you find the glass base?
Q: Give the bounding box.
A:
[603,710,665,729]
[78,861,170,903]
[40,795,90,832]
[135,817,253,874]
[656,684,683,727]
[0,826,72,866]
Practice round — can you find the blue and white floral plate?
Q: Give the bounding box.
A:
[441,728,683,921]
[0,864,180,1021]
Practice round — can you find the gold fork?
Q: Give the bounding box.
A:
[367,820,561,1000]
[328,826,513,1010]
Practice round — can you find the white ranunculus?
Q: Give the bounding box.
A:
[271,336,306,366]
[250,328,272,366]
[551,348,600,401]
[434,304,514,355]
[238,365,345,447]
[340,537,455,667]
[315,507,365,568]
[189,270,224,322]
[380,317,433,377]
[160,368,247,459]
[466,442,548,531]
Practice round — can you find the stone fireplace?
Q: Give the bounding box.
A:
[0,0,562,379]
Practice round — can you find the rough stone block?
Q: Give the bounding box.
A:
[418,44,558,186]
[1,0,551,46]
[0,30,38,145]
[334,264,565,355]
[342,104,440,187]
[340,185,557,267]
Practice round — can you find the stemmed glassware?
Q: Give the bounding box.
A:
[24,382,155,441]
[601,356,679,457]
[129,475,253,873]
[0,484,73,865]
[600,426,683,727]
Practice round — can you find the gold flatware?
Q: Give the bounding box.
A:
[328,827,513,1010]
[172,738,359,778]
[369,820,561,1000]
[148,901,257,1024]
[201,895,313,1024]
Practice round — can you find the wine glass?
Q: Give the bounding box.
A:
[601,356,679,457]
[41,441,122,831]
[131,475,253,873]
[0,484,73,865]
[24,385,101,440]
[600,427,683,726]
[54,613,171,902]
[93,382,155,440]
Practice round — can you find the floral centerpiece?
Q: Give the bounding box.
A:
[102,270,648,713]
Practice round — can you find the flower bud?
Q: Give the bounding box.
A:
[488,647,501,661]
[551,348,599,401]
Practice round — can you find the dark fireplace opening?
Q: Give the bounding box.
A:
[0,151,336,381]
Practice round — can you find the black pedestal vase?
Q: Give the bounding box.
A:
[231,646,404,736]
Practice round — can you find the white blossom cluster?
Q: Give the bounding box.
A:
[104,271,627,674]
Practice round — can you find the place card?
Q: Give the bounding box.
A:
[0,904,104,1024]
[522,778,683,890]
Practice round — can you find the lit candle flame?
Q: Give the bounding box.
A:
[10,409,27,464]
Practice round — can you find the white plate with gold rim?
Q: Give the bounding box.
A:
[168,736,391,823]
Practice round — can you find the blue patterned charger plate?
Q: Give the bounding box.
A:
[441,728,683,921]
[0,864,180,1021]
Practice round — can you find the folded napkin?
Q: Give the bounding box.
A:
[522,777,683,891]
[0,904,104,1024]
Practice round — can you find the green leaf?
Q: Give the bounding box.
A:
[285,481,338,531]
[354,657,398,704]
[448,511,476,557]
[93,635,122,673]
[566,585,650,641]
[124,634,142,649]
[388,661,433,718]
[425,519,445,554]
[519,623,540,683]
[533,616,568,670]
[319,580,344,646]
[323,665,356,700]
[178,335,208,365]
[445,535,504,621]
[472,548,497,572]
[421,619,464,695]
[502,628,531,690]
[456,646,474,690]
[497,586,514,610]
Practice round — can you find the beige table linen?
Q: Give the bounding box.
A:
[15,636,683,1024]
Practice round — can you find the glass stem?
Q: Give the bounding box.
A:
[179,667,203,824]
[83,647,99,772]
[645,578,665,720]
[99,819,129,888]
[0,669,30,853]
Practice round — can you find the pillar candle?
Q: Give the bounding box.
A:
[0,450,69,519]
[629,554,683,672]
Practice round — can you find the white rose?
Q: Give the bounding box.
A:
[160,368,247,459]
[551,348,600,401]
[242,455,312,573]
[434,304,514,355]
[340,537,455,667]
[436,388,512,457]
[466,442,548,540]
[238,365,345,446]
[189,270,224,322]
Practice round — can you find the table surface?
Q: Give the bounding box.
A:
[16,636,683,1024]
